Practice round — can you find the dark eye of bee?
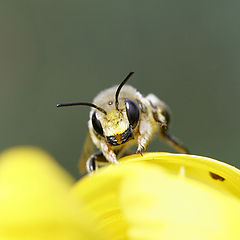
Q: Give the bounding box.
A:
[92,110,104,136]
[125,98,139,128]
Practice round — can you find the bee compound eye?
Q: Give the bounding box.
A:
[125,98,140,129]
[92,111,104,136]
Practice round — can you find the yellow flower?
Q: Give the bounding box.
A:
[72,153,240,240]
[0,146,240,240]
[0,146,108,240]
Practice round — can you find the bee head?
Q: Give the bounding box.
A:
[91,96,139,146]
[91,72,140,146]
[57,72,139,146]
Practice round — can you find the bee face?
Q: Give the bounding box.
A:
[91,97,140,146]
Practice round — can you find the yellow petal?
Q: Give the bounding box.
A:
[120,163,240,240]
[71,164,130,239]
[72,153,240,240]
[0,146,108,240]
[119,152,240,198]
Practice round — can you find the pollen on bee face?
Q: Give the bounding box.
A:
[102,110,129,136]
[107,110,123,124]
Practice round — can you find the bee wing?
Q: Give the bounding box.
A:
[78,133,95,174]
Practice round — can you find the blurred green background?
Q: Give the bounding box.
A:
[0,0,239,178]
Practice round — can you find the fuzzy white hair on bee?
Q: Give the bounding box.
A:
[57,72,189,174]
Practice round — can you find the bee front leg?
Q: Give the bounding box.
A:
[86,154,97,173]
[136,116,153,154]
[86,151,108,174]
[100,140,119,165]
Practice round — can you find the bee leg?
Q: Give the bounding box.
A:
[136,117,154,154]
[148,96,189,154]
[159,127,189,154]
[86,151,108,174]
[86,156,96,173]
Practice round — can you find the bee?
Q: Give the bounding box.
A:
[57,72,189,174]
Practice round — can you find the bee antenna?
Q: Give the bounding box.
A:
[56,102,107,115]
[115,71,134,110]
